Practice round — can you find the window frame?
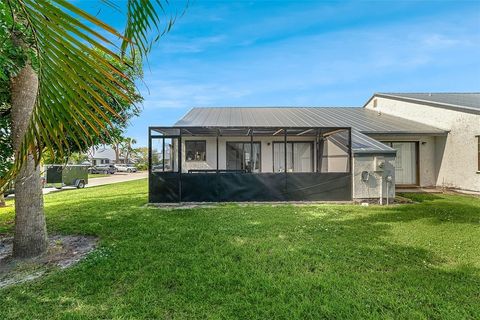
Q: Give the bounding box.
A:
[272,141,314,173]
[381,141,420,186]
[185,140,207,162]
[477,135,480,173]
[225,141,262,173]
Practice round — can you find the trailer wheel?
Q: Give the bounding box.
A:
[77,180,86,189]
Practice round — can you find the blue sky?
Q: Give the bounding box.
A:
[80,0,480,146]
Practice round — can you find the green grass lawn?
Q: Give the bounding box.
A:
[0,180,479,319]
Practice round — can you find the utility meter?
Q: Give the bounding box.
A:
[374,156,385,172]
[361,171,369,182]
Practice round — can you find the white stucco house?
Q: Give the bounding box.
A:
[364,93,479,193]
[147,92,479,203]
[89,146,123,165]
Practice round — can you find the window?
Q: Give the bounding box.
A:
[382,141,418,185]
[273,142,313,172]
[151,137,179,172]
[226,142,261,172]
[477,136,480,172]
[185,141,206,161]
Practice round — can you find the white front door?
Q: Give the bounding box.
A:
[383,142,418,186]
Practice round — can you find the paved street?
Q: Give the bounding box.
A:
[87,172,147,188]
[42,171,147,195]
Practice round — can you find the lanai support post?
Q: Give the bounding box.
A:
[348,128,352,174]
[162,136,165,172]
[179,129,182,202]
[284,128,288,195]
[250,128,254,173]
[318,130,325,173]
[216,129,219,173]
[315,128,319,173]
[148,128,152,175]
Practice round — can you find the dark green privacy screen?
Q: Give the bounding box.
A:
[149,172,352,203]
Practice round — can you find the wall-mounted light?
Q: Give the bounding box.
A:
[421,141,427,145]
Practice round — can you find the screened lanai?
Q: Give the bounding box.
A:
[148,126,352,202]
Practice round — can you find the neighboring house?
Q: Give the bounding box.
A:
[89,146,124,165]
[148,92,479,203]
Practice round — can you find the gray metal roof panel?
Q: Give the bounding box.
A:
[172,106,442,154]
[374,93,480,114]
[174,107,447,135]
[351,131,395,154]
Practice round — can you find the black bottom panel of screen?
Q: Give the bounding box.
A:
[149,172,352,202]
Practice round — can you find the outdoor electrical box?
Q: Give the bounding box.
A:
[374,156,386,172]
[361,171,369,182]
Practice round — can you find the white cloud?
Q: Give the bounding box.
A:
[158,35,227,53]
[139,79,252,109]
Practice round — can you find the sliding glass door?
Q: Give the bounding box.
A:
[383,141,418,186]
[273,142,313,172]
[226,142,261,172]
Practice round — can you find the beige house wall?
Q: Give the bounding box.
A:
[367,134,437,187]
[365,97,480,191]
[352,154,396,200]
[179,135,395,200]
[181,136,319,173]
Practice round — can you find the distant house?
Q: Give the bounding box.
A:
[89,146,123,165]
[147,93,479,203]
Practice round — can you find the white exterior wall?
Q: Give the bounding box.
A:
[324,139,350,172]
[366,97,480,191]
[352,154,395,200]
[367,135,436,187]
[182,137,218,172]
[181,136,319,173]
[180,135,393,200]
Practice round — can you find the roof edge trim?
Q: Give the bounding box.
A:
[363,93,480,115]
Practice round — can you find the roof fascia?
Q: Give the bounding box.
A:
[361,131,449,136]
[363,93,480,115]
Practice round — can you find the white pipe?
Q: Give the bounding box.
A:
[386,180,389,205]
[379,173,383,205]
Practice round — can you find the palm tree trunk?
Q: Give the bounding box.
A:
[113,143,120,163]
[0,192,5,207]
[11,63,48,258]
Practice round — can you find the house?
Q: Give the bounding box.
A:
[364,93,479,192]
[148,92,479,203]
[89,146,123,165]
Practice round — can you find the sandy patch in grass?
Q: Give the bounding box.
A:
[0,235,97,288]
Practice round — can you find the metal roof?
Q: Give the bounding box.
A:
[174,107,446,134]
[372,93,480,114]
[172,107,448,154]
[351,130,395,154]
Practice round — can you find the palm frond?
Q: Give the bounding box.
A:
[121,0,189,58]
[1,0,178,187]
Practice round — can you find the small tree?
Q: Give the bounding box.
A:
[0,0,181,258]
[122,137,137,164]
[132,147,149,170]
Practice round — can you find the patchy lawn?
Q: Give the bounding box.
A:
[0,180,479,319]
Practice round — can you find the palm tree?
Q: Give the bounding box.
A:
[1,0,182,258]
[122,137,137,164]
